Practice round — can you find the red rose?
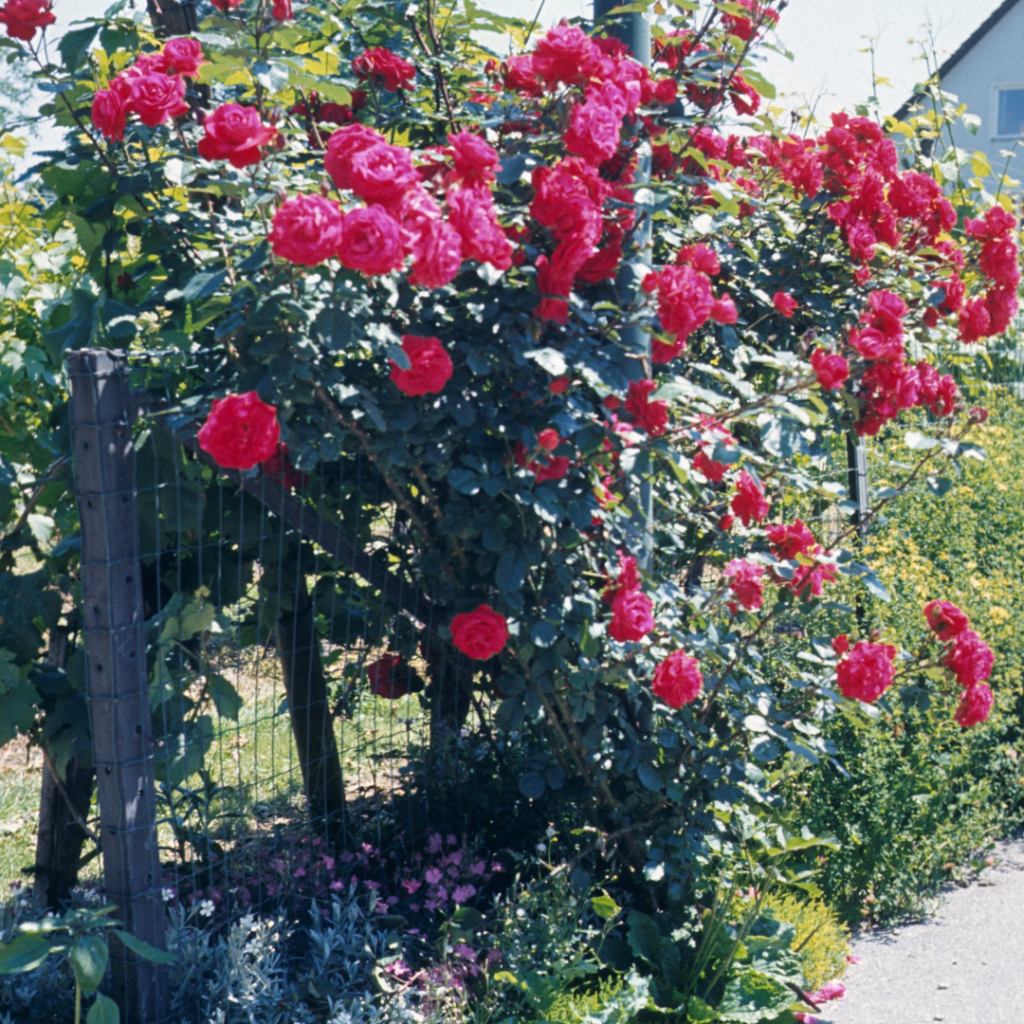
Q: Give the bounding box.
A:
[653,78,678,104]
[448,131,501,185]
[407,218,464,289]
[710,293,738,324]
[772,291,797,318]
[549,377,569,394]
[923,600,970,642]
[718,513,734,531]
[810,349,848,391]
[564,99,622,166]
[537,429,559,451]
[338,205,405,276]
[446,186,513,270]
[652,651,703,708]
[347,142,419,204]
[832,635,850,657]
[608,588,654,642]
[532,24,601,86]
[624,379,668,437]
[730,470,769,527]
[352,46,416,92]
[954,683,994,728]
[836,641,897,703]
[197,103,277,168]
[162,38,207,77]
[271,0,292,19]
[767,519,815,560]
[324,124,385,191]
[959,297,991,343]
[211,0,243,9]
[942,629,994,687]
[129,73,190,127]
[198,392,280,471]
[367,654,408,699]
[652,265,714,355]
[693,450,728,483]
[268,194,345,266]
[92,86,130,142]
[450,604,509,660]
[725,559,764,612]
[389,335,453,396]
[0,0,54,41]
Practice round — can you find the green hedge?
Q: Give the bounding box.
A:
[799,394,1024,925]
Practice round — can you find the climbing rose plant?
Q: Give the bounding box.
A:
[5,0,1016,916]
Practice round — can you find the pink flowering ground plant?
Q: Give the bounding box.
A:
[0,0,1018,1017]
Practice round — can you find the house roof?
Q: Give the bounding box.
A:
[894,0,1023,120]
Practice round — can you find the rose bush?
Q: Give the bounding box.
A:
[0,0,1020,1016]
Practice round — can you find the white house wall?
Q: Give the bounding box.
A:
[939,1,1024,192]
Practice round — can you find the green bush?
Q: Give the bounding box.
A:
[762,892,849,992]
[800,393,1024,925]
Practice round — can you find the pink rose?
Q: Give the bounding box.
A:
[836,641,897,703]
[128,72,190,127]
[197,103,277,168]
[324,124,386,192]
[407,218,464,289]
[772,291,798,317]
[0,0,54,41]
[730,470,769,527]
[162,38,207,77]
[347,142,419,204]
[268,194,345,266]
[810,349,849,390]
[352,46,416,92]
[954,683,994,728]
[564,100,622,166]
[652,651,703,708]
[338,205,405,276]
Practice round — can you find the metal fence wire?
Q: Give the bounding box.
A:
[66,348,507,1023]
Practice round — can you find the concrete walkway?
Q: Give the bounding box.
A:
[823,840,1024,1024]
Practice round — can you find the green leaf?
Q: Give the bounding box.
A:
[495,546,527,593]
[518,771,546,799]
[718,968,793,1022]
[904,429,939,450]
[625,911,662,965]
[113,931,175,964]
[636,763,663,791]
[0,933,52,974]
[523,347,567,377]
[86,993,120,1024]
[59,24,100,73]
[70,935,108,997]
[207,673,242,721]
[181,270,227,304]
[0,651,35,747]
[591,894,622,920]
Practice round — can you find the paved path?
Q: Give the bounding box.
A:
[823,840,1024,1024]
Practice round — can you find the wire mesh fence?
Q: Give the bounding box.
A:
[66,347,515,1022]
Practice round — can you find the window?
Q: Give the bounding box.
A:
[997,88,1024,136]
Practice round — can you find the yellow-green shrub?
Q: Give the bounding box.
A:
[762,892,850,991]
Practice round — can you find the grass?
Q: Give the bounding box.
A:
[0,740,44,890]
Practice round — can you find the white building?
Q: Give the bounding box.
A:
[899,0,1024,189]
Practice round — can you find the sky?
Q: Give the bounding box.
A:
[498,0,1006,120]
[25,0,1009,133]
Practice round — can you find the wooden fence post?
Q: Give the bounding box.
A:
[67,350,167,1024]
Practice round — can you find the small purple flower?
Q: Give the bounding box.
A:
[452,884,476,904]
[425,867,443,885]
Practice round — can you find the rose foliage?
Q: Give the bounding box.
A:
[0,0,1019,1010]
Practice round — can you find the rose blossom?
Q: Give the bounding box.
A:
[726,559,765,612]
[92,85,130,142]
[836,641,897,703]
[268,194,345,266]
[352,46,416,92]
[942,629,994,687]
[954,683,994,728]
[407,218,464,289]
[923,600,970,642]
[446,186,513,270]
[730,470,769,527]
[324,123,386,191]
[450,604,509,660]
[162,38,207,77]
[832,635,850,657]
[347,142,420,204]
[129,73,190,127]
[448,131,501,185]
[271,0,292,19]
[652,650,703,708]
[367,654,407,699]
[810,349,848,391]
[197,103,277,168]
[198,392,280,470]
[531,24,601,86]
[338,205,405,276]
[389,335,453,396]
[608,588,654,642]
[564,99,622,166]
[623,379,669,437]
[0,0,54,41]
[772,291,798,317]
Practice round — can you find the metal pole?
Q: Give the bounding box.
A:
[594,0,655,568]
[67,350,167,1024]
[846,432,869,541]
